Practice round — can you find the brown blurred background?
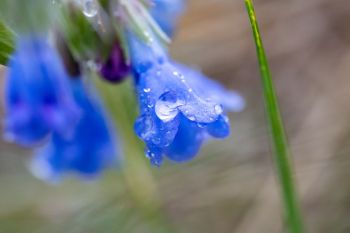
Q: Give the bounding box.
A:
[1,0,350,232]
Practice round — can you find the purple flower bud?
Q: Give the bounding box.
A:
[99,42,130,83]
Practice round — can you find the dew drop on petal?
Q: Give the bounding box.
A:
[135,115,153,140]
[152,137,161,145]
[146,149,162,167]
[214,104,223,115]
[155,91,185,122]
[144,88,151,93]
[187,114,196,121]
[197,122,206,128]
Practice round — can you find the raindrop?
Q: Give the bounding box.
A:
[155,91,185,122]
[187,114,196,121]
[152,137,161,145]
[214,104,223,114]
[82,0,98,17]
[135,116,153,140]
[144,88,151,93]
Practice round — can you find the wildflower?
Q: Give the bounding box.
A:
[99,41,130,83]
[4,35,80,146]
[150,0,185,37]
[31,79,118,181]
[128,32,244,166]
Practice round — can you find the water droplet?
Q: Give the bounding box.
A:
[135,116,153,140]
[86,60,99,71]
[144,88,151,93]
[214,104,223,114]
[152,137,161,145]
[144,31,154,43]
[155,91,185,122]
[82,0,98,17]
[146,150,162,167]
[187,114,196,121]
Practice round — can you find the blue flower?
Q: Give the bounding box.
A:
[31,79,118,181]
[150,0,185,37]
[4,35,80,146]
[128,32,244,166]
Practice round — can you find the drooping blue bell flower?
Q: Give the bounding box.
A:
[150,0,185,37]
[31,79,118,181]
[127,32,244,166]
[4,35,80,146]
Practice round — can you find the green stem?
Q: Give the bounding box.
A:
[94,77,176,233]
[244,1,305,233]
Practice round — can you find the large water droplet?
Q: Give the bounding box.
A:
[155,91,185,122]
[82,0,98,17]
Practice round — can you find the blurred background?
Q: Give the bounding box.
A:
[1,0,350,232]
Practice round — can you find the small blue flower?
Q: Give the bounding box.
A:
[128,32,244,166]
[4,35,80,146]
[31,79,118,181]
[150,0,185,37]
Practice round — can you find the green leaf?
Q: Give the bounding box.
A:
[0,21,15,65]
[244,1,305,233]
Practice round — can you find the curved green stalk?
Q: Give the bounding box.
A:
[244,1,305,232]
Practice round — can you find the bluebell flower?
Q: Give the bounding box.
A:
[150,0,185,37]
[4,35,80,146]
[128,32,244,166]
[31,79,118,181]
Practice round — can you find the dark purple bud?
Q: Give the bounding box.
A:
[99,42,130,83]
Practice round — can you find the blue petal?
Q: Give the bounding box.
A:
[175,63,245,112]
[206,115,230,138]
[4,35,80,146]
[150,0,185,36]
[165,115,204,162]
[31,80,118,181]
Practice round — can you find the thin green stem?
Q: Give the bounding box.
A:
[244,1,305,233]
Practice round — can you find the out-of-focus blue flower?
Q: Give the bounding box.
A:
[31,79,118,181]
[150,0,185,37]
[128,32,244,166]
[4,35,80,146]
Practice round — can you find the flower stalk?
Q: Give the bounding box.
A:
[244,0,305,232]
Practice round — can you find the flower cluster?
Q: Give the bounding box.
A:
[2,0,244,180]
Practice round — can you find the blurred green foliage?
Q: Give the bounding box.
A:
[0,21,15,65]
